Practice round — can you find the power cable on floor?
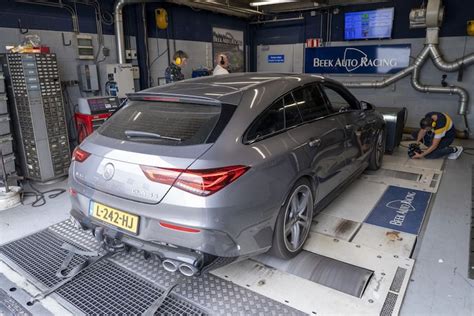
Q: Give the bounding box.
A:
[20,181,66,208]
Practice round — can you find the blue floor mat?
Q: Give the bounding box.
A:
[364,186,432,235]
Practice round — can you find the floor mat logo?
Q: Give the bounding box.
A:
[386,191,417,226]
[365,186,431,235]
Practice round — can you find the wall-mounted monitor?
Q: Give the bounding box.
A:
[345,8,394,40]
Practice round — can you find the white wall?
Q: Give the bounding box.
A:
[147,38,213,86]
[0,27,214,98]
[256,37,474,133]
[257,44,304,73]
[0,27,136,102]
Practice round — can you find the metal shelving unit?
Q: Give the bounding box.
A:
[2,53,70,182]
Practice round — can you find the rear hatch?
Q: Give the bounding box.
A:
[73,98,235,204]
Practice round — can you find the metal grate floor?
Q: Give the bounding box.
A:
[56,260,206,316]
[0,222,303,315]
[0,230,87,288]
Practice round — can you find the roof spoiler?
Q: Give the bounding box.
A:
[127,92,221,105]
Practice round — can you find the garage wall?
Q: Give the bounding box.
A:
[147,38,214,86]
[257,37,474,131]
[0,0,248,92]
[0,27,215,98]
[256,44,304,73]
[0,28,142,102]
[251,0,474,133]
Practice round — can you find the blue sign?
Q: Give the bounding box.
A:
[364,186,431,235]
[268,55,285,63]
[305,44,411,74]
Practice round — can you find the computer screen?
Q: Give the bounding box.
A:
[345,8,394,40]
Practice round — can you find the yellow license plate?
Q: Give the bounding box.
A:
[90,202,139,234]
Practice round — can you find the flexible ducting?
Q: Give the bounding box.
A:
[344,42,474,118]
[343,0,474,130]
[428,44,474,72]
[344,66,415,89]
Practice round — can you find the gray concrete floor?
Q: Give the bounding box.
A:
[0,144,473,315]
[0,179,70,244]
[401,140,474,316]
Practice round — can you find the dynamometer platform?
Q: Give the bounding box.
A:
[0,146,442,315]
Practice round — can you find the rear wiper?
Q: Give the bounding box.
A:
[124,130,182,142]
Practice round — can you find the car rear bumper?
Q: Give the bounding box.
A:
[70,208,213,266]
[68,176,275,258]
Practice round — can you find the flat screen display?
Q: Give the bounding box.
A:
[345,8,394,40]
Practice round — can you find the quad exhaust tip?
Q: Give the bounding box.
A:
[162,259,178,273]
[178,263,198,277]
[162,259,198,276]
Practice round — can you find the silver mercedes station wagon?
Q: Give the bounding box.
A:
[69,73,385,276]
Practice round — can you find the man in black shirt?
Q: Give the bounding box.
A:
[164,51,188,84]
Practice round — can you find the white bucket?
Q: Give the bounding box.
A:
[0,186,21,211]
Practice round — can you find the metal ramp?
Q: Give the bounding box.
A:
[213,232,414,316]
[362,164,442,193]
[254,251,374,298]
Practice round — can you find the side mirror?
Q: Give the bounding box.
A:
[360,101,374,111]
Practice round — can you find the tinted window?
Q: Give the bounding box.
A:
[283,93,303,128]
[322,85,358,112]
[99,101,226,145]
[292,85,330,121]
[246,98,285,142]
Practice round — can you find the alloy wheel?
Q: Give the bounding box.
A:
[283,185,313,252]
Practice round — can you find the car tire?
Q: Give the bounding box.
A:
[368,128,385,171]
[270,178,314,259]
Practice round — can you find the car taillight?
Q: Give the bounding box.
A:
[72,147,91,162]
[140,165,249,196]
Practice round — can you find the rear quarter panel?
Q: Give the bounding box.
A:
[185,79,320,254]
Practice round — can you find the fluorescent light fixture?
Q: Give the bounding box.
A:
[250,0,300,7]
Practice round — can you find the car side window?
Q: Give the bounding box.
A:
[246,98,285,142]
[292,85,330,122]
[322,85,359,113]
[283,93,303,128]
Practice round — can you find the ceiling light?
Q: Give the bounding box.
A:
[250,0,300,7]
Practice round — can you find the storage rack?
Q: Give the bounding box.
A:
[0,70,15,177]
[3,53,70,182]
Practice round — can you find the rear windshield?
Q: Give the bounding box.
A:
[99,101,231,145]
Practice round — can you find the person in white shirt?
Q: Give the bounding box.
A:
[213,54,230,75]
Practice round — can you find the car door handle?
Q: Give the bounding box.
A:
[308,138,321,148]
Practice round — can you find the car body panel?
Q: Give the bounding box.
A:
[69,73,385,260]
[75,133,214,204]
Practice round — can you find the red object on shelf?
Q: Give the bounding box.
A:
[75,112,113,143]
[39,46,50,53]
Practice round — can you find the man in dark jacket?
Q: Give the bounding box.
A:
[164,50,188,83]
